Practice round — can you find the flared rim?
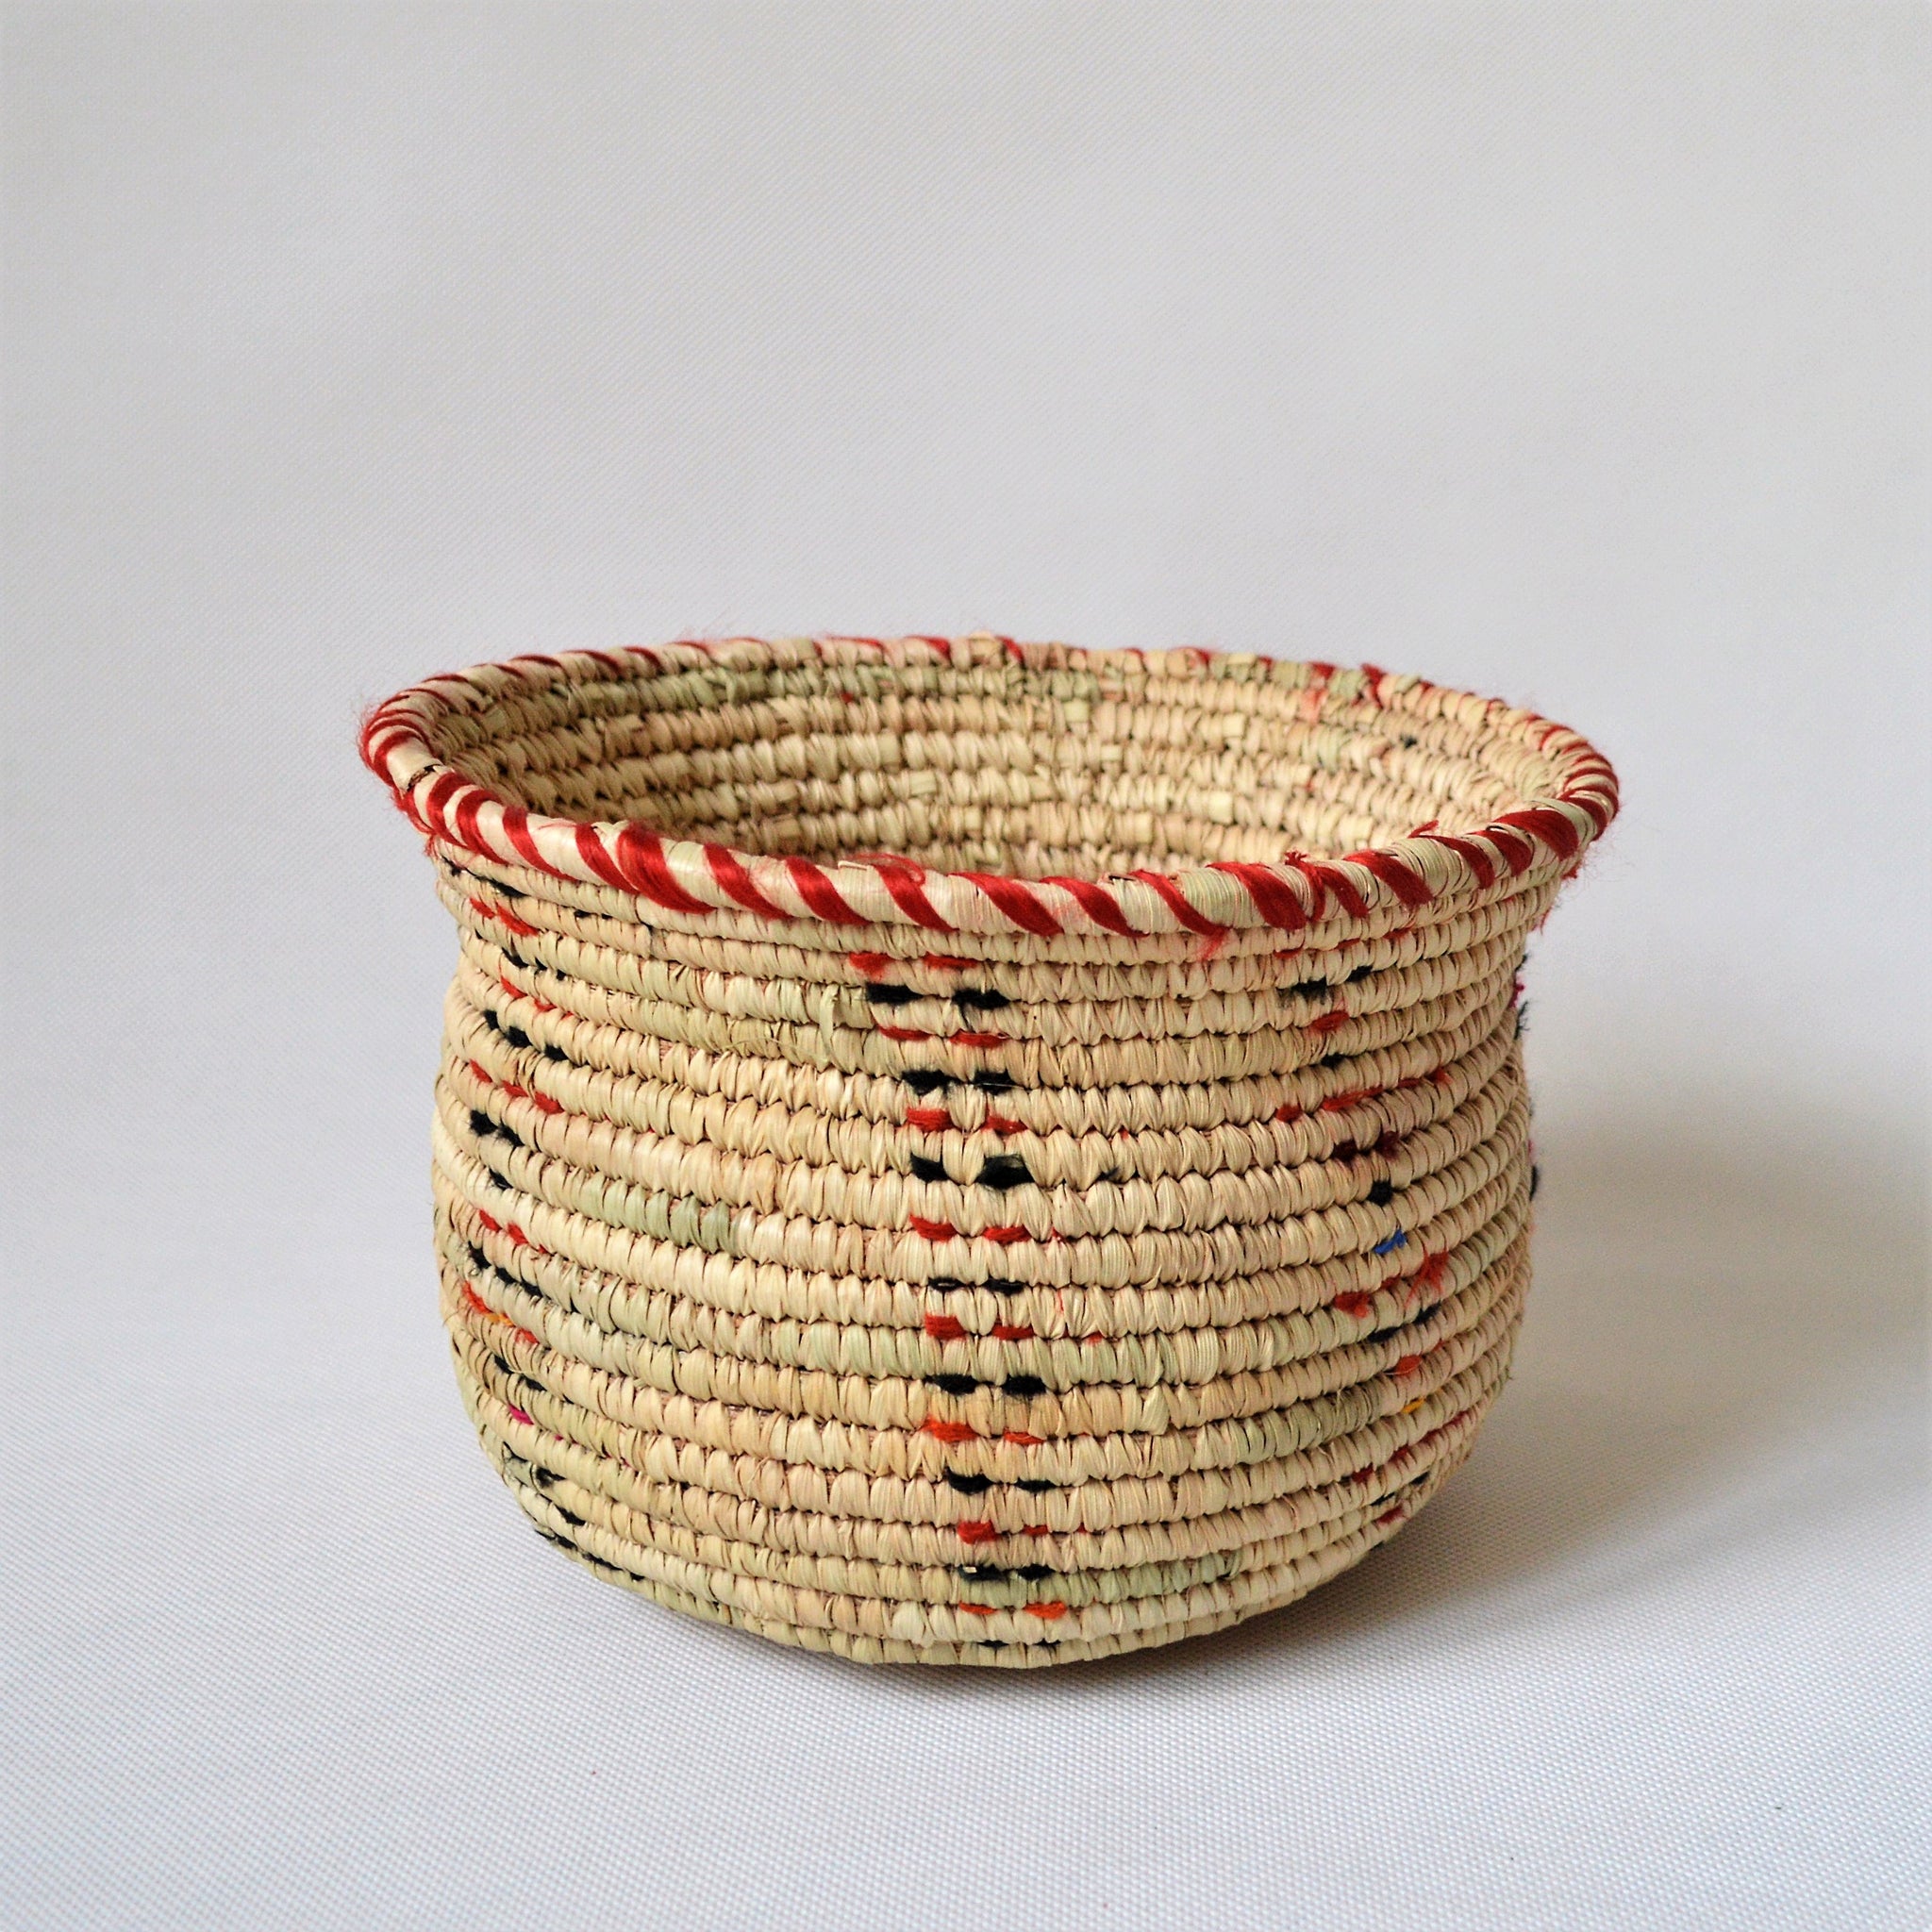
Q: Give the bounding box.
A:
[360,634,1618,937]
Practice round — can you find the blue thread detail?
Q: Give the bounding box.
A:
[1372,1230,1408,1256]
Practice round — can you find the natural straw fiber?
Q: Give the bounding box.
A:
[362,635,1617,1666]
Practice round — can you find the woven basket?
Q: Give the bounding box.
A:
[361,635,1617,1666]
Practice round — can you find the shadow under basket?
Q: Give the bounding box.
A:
[361,635,1618,1666]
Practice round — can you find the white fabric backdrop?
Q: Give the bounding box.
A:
[4,7,1926,1927]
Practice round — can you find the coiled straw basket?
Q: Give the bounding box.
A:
[362,635,1617,1666]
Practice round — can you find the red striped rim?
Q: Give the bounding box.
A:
[359,635,1618,936]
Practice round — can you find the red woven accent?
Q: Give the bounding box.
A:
[614,825,712,915]
[924,1314,966,1341]
[417,770,466,841]
[1321,1090,1374,1112]
[469,896,539,938]
[703,841,792,918]
[1496,805,1582,861]
[362,728,414,778]
[1129,869,1225,938]
[872,859,955,932]
[1042,876,1138,938]
[358,708,405,771]
[1290,857,1372,922]
[460,1282,503,1324]
[500,973,553,1011]
[905,1107,952,1132]
[959,873,1062,938]
[1486,822,1538,877]
[1417,830,1496,891]
[452,787,491,855]
[1572,790,1614,835]
[573,823,630,891]
[925,1420,980,1445]
[957,1520,999,1543]
[1208,861,1309,931]
[499,806,549,874]
[1344,848,1434,909]
[786,857,867,924]
[909,1216,957,1241]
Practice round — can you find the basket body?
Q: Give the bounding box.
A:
[363,636,1616,1665]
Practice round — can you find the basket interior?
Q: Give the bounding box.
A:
[433,654,1546,877]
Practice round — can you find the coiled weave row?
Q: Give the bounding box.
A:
[364,635,1616,1664]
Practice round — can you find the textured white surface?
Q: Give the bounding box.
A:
[4,7,1926,1927]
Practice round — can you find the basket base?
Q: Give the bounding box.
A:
[450,1338,1502,1666]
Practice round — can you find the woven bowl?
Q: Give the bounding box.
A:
[362,635,1617,1666]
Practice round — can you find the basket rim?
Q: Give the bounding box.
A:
[359,634,1618,938]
